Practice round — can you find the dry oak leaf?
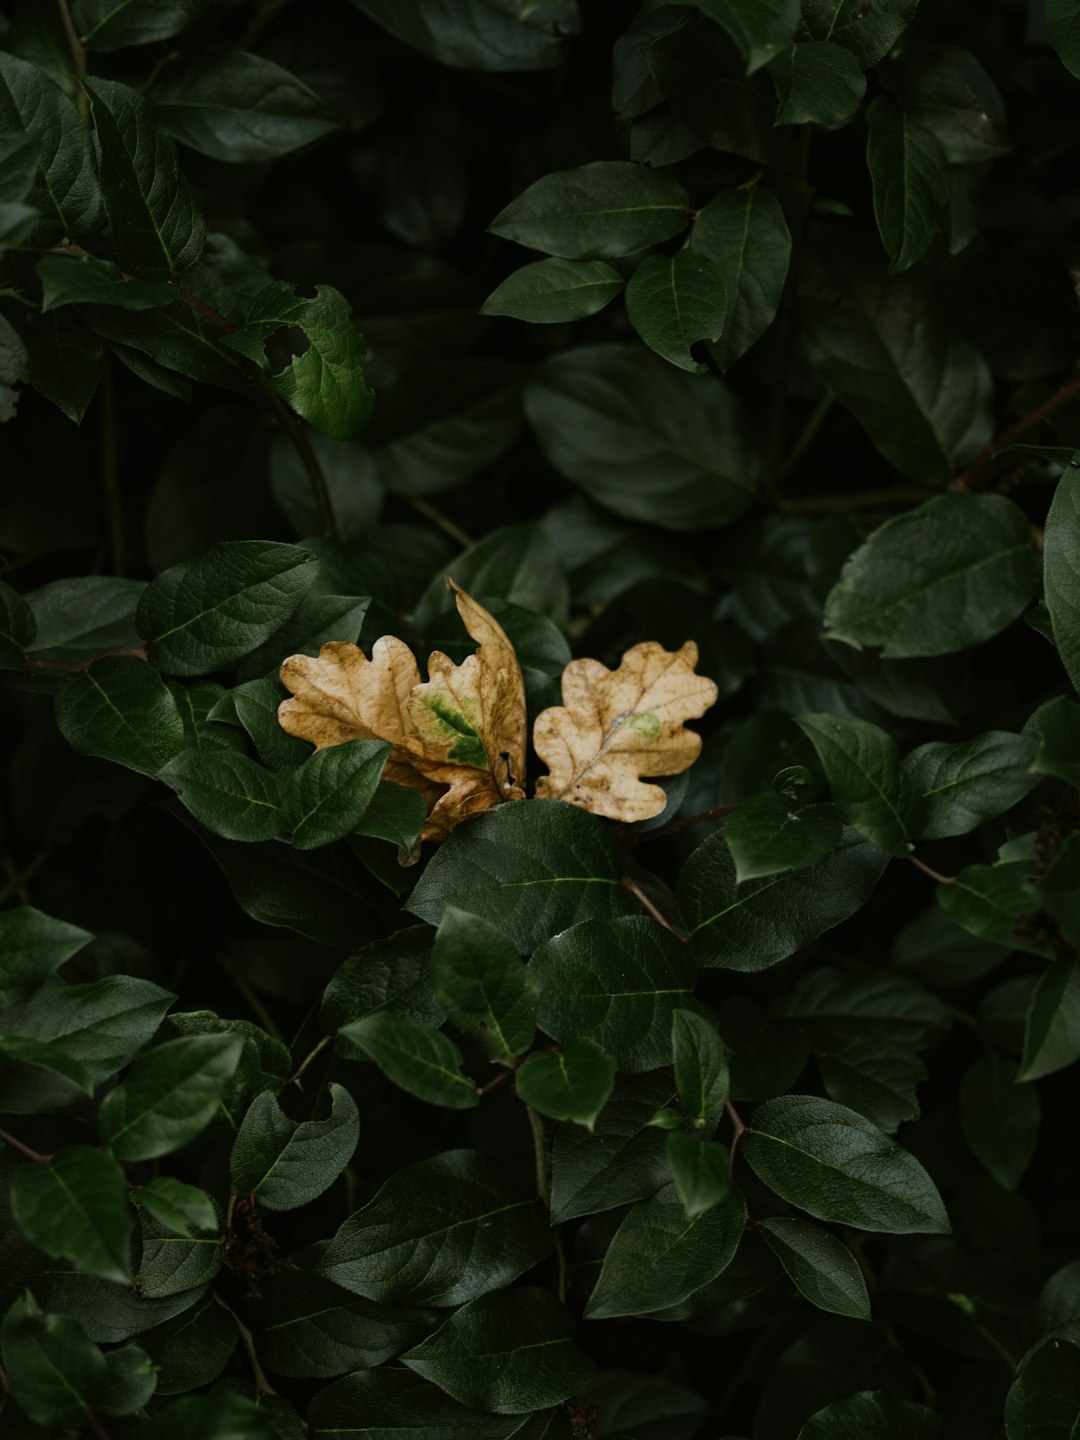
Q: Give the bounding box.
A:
[277,580,526,842]
[533,640,718,823]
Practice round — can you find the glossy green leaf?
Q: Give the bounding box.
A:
[1047,0,1080,78]
[402,1288,593,1413]
[823,495,1040,659]
[625,251,726,373]
[0,131,36,206]
[37,255,175,313]
[819,1037,926,1134]
[160,749,283,841]
[799,1391,942,1438]
[318,1149,552,1306]
[866,96,948,273]
[155,1391,273,1440]
[223,283,374,441]
[341,1013,478,1109]
[489,161,688,259]
[938,859,1050,957]
[904,731,1040,839]
[481,257,623,323]
[407,799,634,952]
[672,1008,729,1124]
[10,1146,132,1282]
[307,1367,523,1440]
[0,310,27,420]
[348,0,578,71]
[0,53,101,242]
[135,1211,221,1298]
[796,713,922,855]
[584,1182,746,1318]
[683,0,799,71]
[0,906,93,1010]
[152,50,338,163]
[1020,959,1080,1081]
[525,343,756,528]
[550,1074,674,1223]
[1030,695,1080,788]
[137,540,318,675]
[25,309,103,421]
[98,1343,157,1416]
[431,906,535,1059]
[282,739,390,849]
[681,827,888,970]
[725,793,842,882]
[531,917,701,1072]
[84,77,205,280]
[25,575,144,662]
[0,1294,105,1427]
[231,1084,359,1210]
[770,41,866,126]
[1045,464,1080,696]
[801,0,920,67]
[98,1033,244,1160]
[515,1038,615,1130]
[0,578,34,669]
[689,187,791,372]
[73,0,209,50]
[760,1215,870,1320]
[0,1033,93,1110]
[55,656,187,777]
[742,1095,950,1233]
[959,1057,1039,1191]
[665,1130,730,1217]
[135,1177,218,1236]
[256,1271,432,1379]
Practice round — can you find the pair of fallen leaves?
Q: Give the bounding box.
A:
[278,580,718,843]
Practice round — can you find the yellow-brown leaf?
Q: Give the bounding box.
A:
[533,640,717,822]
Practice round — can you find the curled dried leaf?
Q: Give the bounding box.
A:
[533,640,718,822]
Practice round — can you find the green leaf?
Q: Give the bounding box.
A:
[1005,1337,1080,1438]
[135,1178,218,1236]
[0,310,27,421]
[801,0,920,67]
[257,1271,432,1379]
[0,132,36,206]
[26,310,103,422]
[223,283,374,441]
[55,657,187,777]
[1030,695,1080,788]
[584,1182,746,1318]
[665,1131,731,1218]
[10,1146,132,1282]
[823,495,1040,659]
[795,713,922,855]
[1020,960,1080,1082]
[682,0,799,71]
[407,799,634,952]
[672,1008,729,1124]
[1044,464,1080,696]
[139,1290,236,1394]
[959,1056,1039,1192]
[0,907,93,1010]
[800,242,993,483]
[321,928,445,1043]
[759,1216,870,1321]
[317,1148,552,1306]
[83,77,205,281]
[73,0,208,50]
[353,781,428,853]
[866,96,948,273]
[230,1084,359,1210]
[770,41,866,126]
[402,1287,593,1414]
[151,50,338,163]
[799,1391,942,1438]
[515,1038,615,1130]
[0,53,101,242]
[725,794,842,882]
[412,523,569,629]
[488,161,688,259]
[0,578,34,668]
[159,750,284,842]
[625,251,726,373]
[525,343,756,529]
[0,1294,105,1428]
[136,540,319,675]
[819,1037,926,1134]
[307,1368,524,1440]
[903,730,1040,839]
[98,1033,244,1160]
[742,1095,950,1233]
[0,1034,94,1110]
[135,1206,221,1298]
[531,917,701,1072]
[681,827,888,970]
[25,576,144,662]
[87,303,237,388]
[155,1391,273,1440]
[341,1013,478,1109]
[282,739,390,850]
[689,187,791,373]
[1047,0,1080,78]
[1041,833,1080,946]
[37,255,175,313]
[938,859,1050,957]
[98,1344,157,1416]
[481,257,623,323]
[347,0,578,71]
[431,907,536,1060]
[550,1074,674,1223]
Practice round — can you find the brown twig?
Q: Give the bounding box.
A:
[952,365,1080,492]
[620,875,683,935]
[0,1128,53,1165]
[288,1033,332,1087]
[213,1295,278,1396]
[56,0,88,121]
[909,855,956,886]
[726,1100,747,1162]
[476,1070,512,1097]
[620,804,739,846]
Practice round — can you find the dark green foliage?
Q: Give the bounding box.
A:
[0,0,1078,1434]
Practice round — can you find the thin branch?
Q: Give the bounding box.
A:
[909,854,956,886]
[0,1128,53,1164]
[526,1105,549,1207]
[620,803,739,846]
[223,960,285,1045]
[86,1414,113,1440]
[476,1069,511,1097]
[169,282,235,332]
[776,393,833,484]
[620,874,682,936]
[288,1033,332,1087]
[261,383,340,543]
[0,852,48,905]
[776,485,938,515]
[953,366,1080,492]
[726,1101,747,1162]
[56,0,88,121]
[407,496,475,549]
[214,1295,278,1396]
